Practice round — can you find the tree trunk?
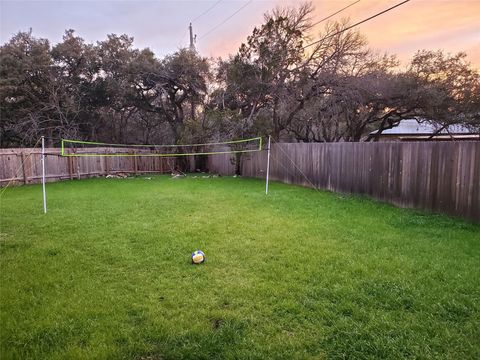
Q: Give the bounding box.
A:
[234,153,242,176]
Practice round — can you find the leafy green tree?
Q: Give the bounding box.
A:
[133,48,210,144]
[0,31,54,146]
[93,34,140,143]
[50,30,99,141]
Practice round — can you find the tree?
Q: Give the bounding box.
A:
[1,5,478,148]
[220,3,314,139]
[133,48,210,144]
[285,48,480,142]
[405,50,480,133]
[50,30,99,141]
[216,4,371,141]
[93,34,141,143]
[366,50,480,141]
[0,31,54,146]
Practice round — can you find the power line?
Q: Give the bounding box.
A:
[194,0,359,54]
[192,0,223,23]
[198,0,252,41]
[218,0,411,88]
[303,0,411,50]
[306,0,361,30]
[175,0,223,48]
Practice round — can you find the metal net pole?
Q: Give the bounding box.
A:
[41,136,47,214]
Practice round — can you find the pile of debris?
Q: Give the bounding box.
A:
[105,172,130,179]
[190,174,221,179]
[170,171,222,179]
[171,170,186,179]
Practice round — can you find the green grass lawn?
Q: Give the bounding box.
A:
[1,176,479,359]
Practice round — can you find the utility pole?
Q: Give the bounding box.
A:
[189,23,196,51]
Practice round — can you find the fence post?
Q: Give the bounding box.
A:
[104,151,109,175]
[76,157,81,179]
[68,156,73,180]
[21,152,28,184]
[133,154,138,175]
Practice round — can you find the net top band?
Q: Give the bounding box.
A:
[60,137,263,157]
[61,137,262,148]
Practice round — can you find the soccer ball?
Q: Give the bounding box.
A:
[191,250,205,264]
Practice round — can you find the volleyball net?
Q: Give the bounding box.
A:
[60,137,263,157]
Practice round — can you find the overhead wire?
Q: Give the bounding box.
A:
[306,0,361,30]
[191,0,223,23]
[176,0,224,48]
[191,0,360,46]
[219,0,411,77]
[303,0,411,50]
[198,0,253,41]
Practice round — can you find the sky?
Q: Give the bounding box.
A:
[1,0,479,68]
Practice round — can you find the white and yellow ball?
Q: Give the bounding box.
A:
[191,250,205,264]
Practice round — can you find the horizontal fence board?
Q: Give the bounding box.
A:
[209,141,480,223]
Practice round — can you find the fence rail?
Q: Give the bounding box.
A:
[208,141,480,222]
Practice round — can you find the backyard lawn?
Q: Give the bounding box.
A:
[1,176,479,359]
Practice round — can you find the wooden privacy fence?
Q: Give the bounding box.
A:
[0,148,180,185]
[1,142,479,222]
[208,141,480,222]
